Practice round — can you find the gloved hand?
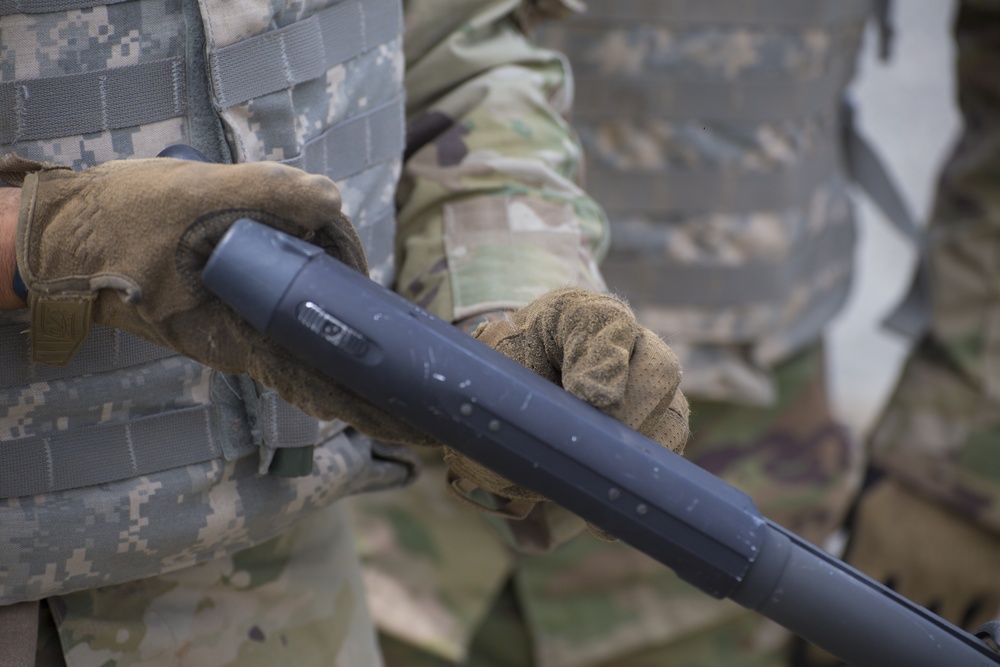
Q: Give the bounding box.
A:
[443,288,690,511]
[11,154,436,445]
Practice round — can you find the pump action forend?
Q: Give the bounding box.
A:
[202,219,1000,667]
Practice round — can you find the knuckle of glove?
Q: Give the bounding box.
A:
[19,157,365,377]
[457,289,691,503]
[515,289,689,452]
[613,330,689,454]
[503,288,642,407]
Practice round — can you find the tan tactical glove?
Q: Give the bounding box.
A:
[846,478,1000,630]
[443,288,690,513]
[803,477,1000,667]
[12,154,433,445]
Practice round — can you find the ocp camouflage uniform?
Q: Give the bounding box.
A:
[791,3,1000,664]
[351,3,874,666]
[0,1,608,665]
[833,0,1000,647]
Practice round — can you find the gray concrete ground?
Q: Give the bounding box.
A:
[828,0,961,438]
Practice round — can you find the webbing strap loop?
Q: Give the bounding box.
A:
[253,385,321,475]
[574,0,874,25]
[603,212,854,310]
[280,95,405,182]
[589,140,837,216]
[841,101,928,339]
[843,102,919,245]
[0,57,186,145]
[0,0,131,14]
[0,320,173,388]
[0,405,222,498]
[208,0,403,109]
[572,58,855,123]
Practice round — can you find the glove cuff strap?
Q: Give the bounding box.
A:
[30,295,94,366]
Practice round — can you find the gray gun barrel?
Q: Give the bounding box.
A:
[203,219,1000,667]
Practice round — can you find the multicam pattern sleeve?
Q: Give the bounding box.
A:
[395,0,608,321]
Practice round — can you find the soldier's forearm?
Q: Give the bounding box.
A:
[0,187,24,310]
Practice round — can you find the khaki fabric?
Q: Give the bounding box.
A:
[848,479,1000,629]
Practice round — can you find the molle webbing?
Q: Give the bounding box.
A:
[0,321,171,388]
[0,320,225,497]
[0,0,131,13]
[0,383,320,499]
[0,0,404,176]
[604,211,854,310]
[0,403,224,498]
[0,319,322,498]
[591,139,839,216]
[0,58,187,145]
[533,0,875,382]
[572,60,855,124]
[575,0,874,25]
[0,0,401,500]
[281,96,405,185]
[208,0,402,110]
[205,0,406,285]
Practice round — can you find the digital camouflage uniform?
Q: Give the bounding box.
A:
[0,1,608,665]
[351,3,875,666]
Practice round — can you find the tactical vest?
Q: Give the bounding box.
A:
[0,0,408,604]
[535,0,880,405]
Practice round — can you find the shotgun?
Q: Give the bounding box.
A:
[202,217,1000,667]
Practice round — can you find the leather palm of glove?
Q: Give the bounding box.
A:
[443,288,690,539]
[11,154,435,446]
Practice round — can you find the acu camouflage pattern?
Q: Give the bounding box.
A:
[0,1,190,169]
[200,0,407,285]
[0,0,410,605]
[36,505,382,667]
[533,1,871,406]
[0,0,405,286]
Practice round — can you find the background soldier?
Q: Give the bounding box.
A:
[810,0,1000,661]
